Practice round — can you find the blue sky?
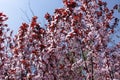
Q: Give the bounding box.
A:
[0,0,63,33]
[104,0,120,46]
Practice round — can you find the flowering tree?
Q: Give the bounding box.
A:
[0,0,120,80]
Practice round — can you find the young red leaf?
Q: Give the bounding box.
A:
[113,4,118,9]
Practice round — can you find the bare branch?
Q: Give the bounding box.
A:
[19,8,30,22]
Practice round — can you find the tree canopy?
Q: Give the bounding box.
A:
[0,0,120,80]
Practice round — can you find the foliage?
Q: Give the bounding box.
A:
[0,0,120,80]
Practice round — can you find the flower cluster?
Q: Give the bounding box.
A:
[0,0,120,80]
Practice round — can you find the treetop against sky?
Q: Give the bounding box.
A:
[0,0,120,80]
[0,0,63,33]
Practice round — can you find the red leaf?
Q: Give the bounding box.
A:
[44,13,51,20]
[59,64,64,69]
[20,59,30,67]
[98,0,103,6]
[32,16,38,21]
[106,13,113,19]
[103,2,107,7]
[40,44,46,51]
[113,4,118,9]
[32,33,38,39]
[63,0,68,6]
[79,13,83,18]
[13,48,18,55]
[104,7,109,13]
[20,23,28,30]
[30,16,38,28]
[96,11,102,17]
[0,30,3,36]
[0,13,3,16]
[110,29,114,33]
[73,15,79,21]
[67,1,77,8]
[8,69,16,74]
[104,22,110,28]
[31,21,37,28]
[81,6,86,12]
[39,28,45,34]
[62,11,67,17]
[70,0,74,2]
[0,63,4,68]
[32,50,38,55]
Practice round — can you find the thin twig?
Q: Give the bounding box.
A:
[91,56,94,80]
[28,0,35,16]
[19,8,30,22]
